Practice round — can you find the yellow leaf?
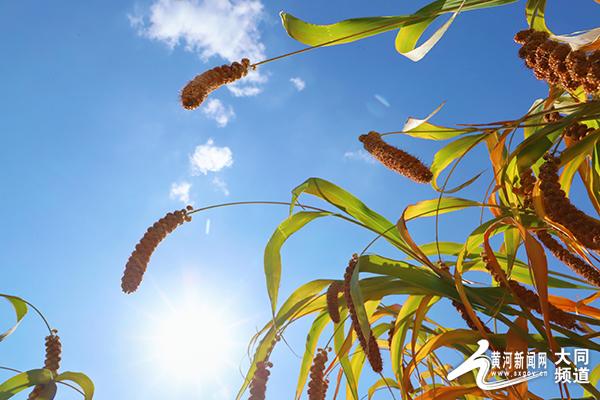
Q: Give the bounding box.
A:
[506,316,529,399]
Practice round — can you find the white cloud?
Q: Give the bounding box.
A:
[211,176,230,196]
[129,0,267,96]
[290,77,306,91]
[190,139,233,175]
[374,94,390,107]
[205,218,211,235]
[344,149,376,164]
[202,99,235,127]
[169,181,193,204]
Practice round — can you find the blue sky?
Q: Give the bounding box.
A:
[1,1,599,399]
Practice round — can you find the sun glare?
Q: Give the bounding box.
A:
[154,309,232,379]
[143,297,240,386]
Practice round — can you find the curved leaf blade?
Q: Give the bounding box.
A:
[264,211,330,314]
[55,372,94,400]
[0,295,28,342]
[0,369,52,400]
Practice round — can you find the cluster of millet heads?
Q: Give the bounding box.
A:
[28,331,62,400]
[482,251,580,330]
[307,348,329,400]
[359,131,433,184]
[342,255,383,373]
[537,231,600,288]
[515,29,600,93]
[181,58,252,110]
[539,154,600,250]
[121,206,193,294]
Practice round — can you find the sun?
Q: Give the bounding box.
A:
[152,306,234,379]
[140,291,242,386]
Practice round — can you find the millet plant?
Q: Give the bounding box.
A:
[122,0,600,399]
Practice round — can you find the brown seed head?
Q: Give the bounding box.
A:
[514,31,600,93]
[342,254,382,372]
[514,29,535,44]
[519,168,536,209]
[307,348,329,400]
[537,231,600,287]
[539,156,600,250]
[483,251,580,330]
[44,331,61,373]
[181,58,251,110]
[121,208,192,293]
[451,299,493,334]
[326,281,343,323]
[248,360,272,400]
[359,131,432,183]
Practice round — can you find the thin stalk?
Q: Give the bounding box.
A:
[188,201,413,257]
[377,371,398,400]
[21,299,53,336]
[434,134,488,263]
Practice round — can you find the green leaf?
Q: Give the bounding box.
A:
[333,310,358,400]
[280,0,515,59]
[583,363,600,397]
[525,0,550,33]
[264,211,330,314]
[560,128,600,166]
[294,311,330,399]
[402,121,475,140]
[55,372,94,400]
[390,296,425,382]
[394,0,466,61]
[280,13,409,47]
[237,279,332,400]
[404,197,484,220]
[368,377,399,399]
[509,102,600,173]
[0,369,53,400]
[559,150,586,195]
[430,134,487,190]
[0,294,28,342]
[502,227,520,276]
[291,178,410,252]
[443,171,484,193]
[401,103,477,140]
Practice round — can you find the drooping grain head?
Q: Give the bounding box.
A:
[537,231,600,287]
[181,59,251,110]
[359,131,433,183]
[248,360,273,400]
[44,331,61,373]
[121,207,193,293]
[307,348,329,400]
[325,281,343,323]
